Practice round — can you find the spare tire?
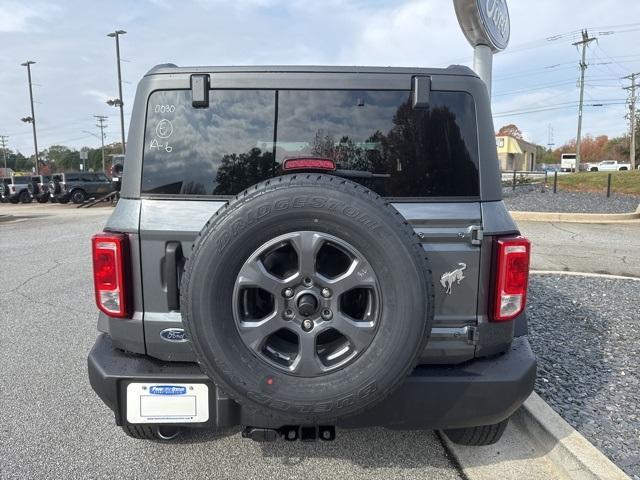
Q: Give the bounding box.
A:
[49,181,61,195]
[182,174,434,423]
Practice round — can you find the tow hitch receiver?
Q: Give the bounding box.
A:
[242,425,336,442]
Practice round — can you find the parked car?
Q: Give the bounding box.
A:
[110,154,125,193]
[0,175,33,203]
[0,177,10,203]
[537,163,561,173]
[88,64,535,445]
[49,172,114,204]
[584,160,632,172]
[27,175,51,203]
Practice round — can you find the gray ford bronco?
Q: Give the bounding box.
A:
[88,65,536,444]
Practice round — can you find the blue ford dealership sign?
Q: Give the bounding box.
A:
[454,0,510,52]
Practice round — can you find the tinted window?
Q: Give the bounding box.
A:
[65,175,80,182]
[96,174,110,182]
[14,176,30,183]
[142,89,479,197]
[80,174,96,182]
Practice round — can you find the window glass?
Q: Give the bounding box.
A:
[142,89,479,197]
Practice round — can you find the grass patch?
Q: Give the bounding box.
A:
[556,171,640,195]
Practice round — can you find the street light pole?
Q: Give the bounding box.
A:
[107,30,127,154]
[21,60,39,175]
[94,115,108,172]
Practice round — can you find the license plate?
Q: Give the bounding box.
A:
[126,383,209,424]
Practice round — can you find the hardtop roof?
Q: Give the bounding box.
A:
[145,64,476,77]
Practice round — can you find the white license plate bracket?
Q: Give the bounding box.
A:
[126,383,209,424]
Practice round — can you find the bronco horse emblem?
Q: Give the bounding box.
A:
[440,263,467,295]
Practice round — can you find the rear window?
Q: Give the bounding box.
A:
[13,176,30,183]
[142,89,479,198]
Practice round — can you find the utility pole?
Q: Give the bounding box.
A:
[547,125,555,149]
[0,135,8,174]
[107,30,127,154]
[94,115,108,172]
[21,60,40,175]
[623,72,640,170]
[573,30,597,173]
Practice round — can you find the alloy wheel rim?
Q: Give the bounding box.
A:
[232,231,381,377]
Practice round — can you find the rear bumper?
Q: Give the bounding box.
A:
[88,334,536,430]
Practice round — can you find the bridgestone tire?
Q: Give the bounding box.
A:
[182,174,434,423]
[444,418,509,446]
[121,425,182,441]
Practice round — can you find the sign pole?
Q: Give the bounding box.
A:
[473,44,493,95]
[454,0,510,98]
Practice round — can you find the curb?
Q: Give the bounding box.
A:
[443,392,630,480]
[531,270,640,281]
[510,209,640,223]
[517,393,630,480]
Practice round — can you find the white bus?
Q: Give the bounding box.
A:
[560,153,577,172]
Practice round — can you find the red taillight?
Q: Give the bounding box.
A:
[91,232,130,318]
[282,157,336,171]
[9,186,15,193]
[492,236,531,322]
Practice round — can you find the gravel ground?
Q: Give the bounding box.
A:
[528,274,640,479]
[0,211,462,480]
[503,187,640,213]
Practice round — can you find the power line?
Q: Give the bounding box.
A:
[494,100,626,118]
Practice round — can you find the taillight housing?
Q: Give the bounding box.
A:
[492,236,531,322]
[91,232,131,318]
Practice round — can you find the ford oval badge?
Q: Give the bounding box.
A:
[149,385,187,395]
[160,328,188,342]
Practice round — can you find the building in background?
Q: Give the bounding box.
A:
[496,136,538,171]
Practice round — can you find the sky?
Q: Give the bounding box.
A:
[1,0,639,156]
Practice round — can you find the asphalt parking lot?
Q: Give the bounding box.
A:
[0,206,462,480]
[1,204,637,479]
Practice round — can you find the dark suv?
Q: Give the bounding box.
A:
[88,65,536,445]
[49,172,113,204]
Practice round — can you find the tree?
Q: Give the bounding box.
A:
[497,124,524,140]
[553,135,623,163]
